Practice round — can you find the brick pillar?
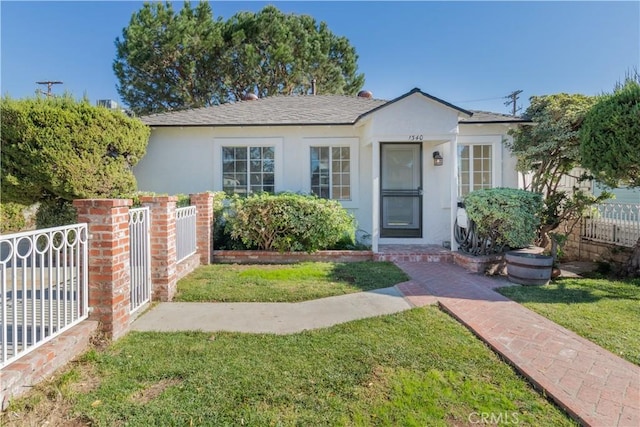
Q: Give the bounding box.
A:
[190,192,214,265]
[140,195,178,301]
[73,199,132,340]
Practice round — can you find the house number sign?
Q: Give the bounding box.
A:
[408,135,424,141]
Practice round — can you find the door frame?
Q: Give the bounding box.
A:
[379,142,423,238]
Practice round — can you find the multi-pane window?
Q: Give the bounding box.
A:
[310,147,351,200]
[458,144,492,196]
[222,146,274,194]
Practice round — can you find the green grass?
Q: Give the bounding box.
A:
[498,277,640,365]
[175,261,409,302]
[5,308,576,426]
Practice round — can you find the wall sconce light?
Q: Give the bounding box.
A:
[433,151,443,166]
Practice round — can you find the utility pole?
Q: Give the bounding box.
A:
[504,90,523,116]
[36,81,63,97]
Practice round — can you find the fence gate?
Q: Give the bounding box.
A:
[129,207,151,314]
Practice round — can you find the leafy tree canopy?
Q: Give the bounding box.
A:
[506,93,609,246]
[579,73,640,277]
[114,1,224,115]
[580,77,640,189]
[1,95,150,205]
[114,2,365,115]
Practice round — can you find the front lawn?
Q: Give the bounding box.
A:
[498,277,640,365]
[175,261,409,302]
[3,308,576,426]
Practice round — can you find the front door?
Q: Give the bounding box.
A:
[380,143,422,237]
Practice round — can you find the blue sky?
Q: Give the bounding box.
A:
[1,1,638,115]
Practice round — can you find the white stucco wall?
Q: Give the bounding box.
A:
[135,127,216,195]
[135,95,521,250]
[135,125,373,236]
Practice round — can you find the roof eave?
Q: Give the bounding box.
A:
[460,119,532,125]
[144,122,357,128]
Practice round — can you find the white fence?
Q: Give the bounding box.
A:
[129,208,151,314]
[1,224,89,369]
[582,203,640,247]
[176,206,197,262]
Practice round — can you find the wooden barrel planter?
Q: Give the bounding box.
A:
[506,250,554,286]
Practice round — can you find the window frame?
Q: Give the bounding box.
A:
[214,138,284,195]
[457,136,502,197]
[303,138,359,208]
[310,146,352,201]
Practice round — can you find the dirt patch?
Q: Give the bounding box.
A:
[130,378,182,405]
[1,393,81,427]
[0,358,101,426]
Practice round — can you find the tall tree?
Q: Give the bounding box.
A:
[580,78,640,188]
[114,2,365,115]
[220,5,364,100]
[580,76,640,276]
[114,1,225,115]
[506,93,609,248]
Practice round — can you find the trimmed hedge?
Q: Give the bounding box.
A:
[0,202,27,233]
[224,193,356,252]
[464,188,543,250]
[1,95,149,205]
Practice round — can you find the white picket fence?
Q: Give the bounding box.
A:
[582,203,640,247]
[1,224,89,368]
[176,206,197,262]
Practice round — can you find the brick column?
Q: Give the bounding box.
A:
[190,192,214,265]
[141,195,178,301]
[73,199,132,340]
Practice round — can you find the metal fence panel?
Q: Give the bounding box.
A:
[129,207,151,314]
[1,224,88,368]
[176,206,197,262]
[582,203,640,247]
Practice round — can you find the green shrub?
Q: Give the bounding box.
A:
[35,200,77,229]
[174,193,191,208]
[464,188,543,251]
[1,95,150,206]
[0,202,27,233]
[225,193,356,252]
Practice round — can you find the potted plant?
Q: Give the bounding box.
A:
[464,188,553,285]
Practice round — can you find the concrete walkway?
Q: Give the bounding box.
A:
[131,286,412,334]
[131,261,639,427]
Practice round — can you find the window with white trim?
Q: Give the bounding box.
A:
[310,146,351,200]
[222,146,275,194]
[458,144,492,196]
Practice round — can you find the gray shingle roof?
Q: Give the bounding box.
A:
[141,95,388,127]
[140,89,527,127]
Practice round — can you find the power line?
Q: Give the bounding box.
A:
[36,80,63,97]
[504,90,523,116]
[452,95,506,104]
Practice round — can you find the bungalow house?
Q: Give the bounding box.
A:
[135,88,529,252]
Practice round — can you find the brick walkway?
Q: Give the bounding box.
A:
[394,261,640,427]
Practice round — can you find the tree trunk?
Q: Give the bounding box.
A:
[624,237,640,277]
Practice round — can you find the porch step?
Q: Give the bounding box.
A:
[374,245,453,263]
